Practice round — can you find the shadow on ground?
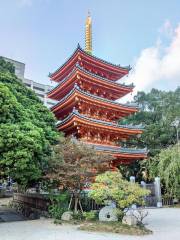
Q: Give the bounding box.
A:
[0,197,26,222]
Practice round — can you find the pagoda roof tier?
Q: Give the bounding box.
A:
[51,84,139,120]
[92,144,147,156]
[70,138,147,164]
[56,109,144,137]
[47,65,134,100]
[91,144,147,163]
[49,44,131,82]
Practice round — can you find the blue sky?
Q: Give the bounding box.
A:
[0,0,180,99]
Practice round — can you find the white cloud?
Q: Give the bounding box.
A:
[120,21,180,102]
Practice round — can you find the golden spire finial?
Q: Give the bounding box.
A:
[85,11,92,55]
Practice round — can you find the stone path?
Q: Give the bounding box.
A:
[0,208,179,240]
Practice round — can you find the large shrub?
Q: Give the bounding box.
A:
[48,192,69,220]
[90,171,149,217]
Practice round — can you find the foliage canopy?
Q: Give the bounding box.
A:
[150,144,180,198]
[119,88,180,181]
[0,57,59,188]
[90,171,149,212]
[46,137,113,212]
[120,88,180,156]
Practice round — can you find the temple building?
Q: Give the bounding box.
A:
[48,14,147,167]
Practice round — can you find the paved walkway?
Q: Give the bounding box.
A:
[0,208,179,240]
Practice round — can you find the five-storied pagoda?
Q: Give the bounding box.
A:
[48,13,147,168]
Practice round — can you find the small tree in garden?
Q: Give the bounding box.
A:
[47,138,113,213]
[90,171,150,219]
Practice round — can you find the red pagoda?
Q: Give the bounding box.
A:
[48,14,147,167]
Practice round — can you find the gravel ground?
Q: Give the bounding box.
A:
[0,208,179,240]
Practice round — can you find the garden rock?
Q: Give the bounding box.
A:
[61,211,73,221]
[122,215,137,226]
[99,206,118,222]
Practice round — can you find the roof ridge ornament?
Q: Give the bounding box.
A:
[85,11,92,55]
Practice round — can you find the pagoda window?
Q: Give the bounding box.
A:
[85,131,89,140]
[97,133,101,142]
[88,107,91,114]
[96,89,99,94]
[100,93,104,98]
[106,135,110,144]
[96,109,100,118]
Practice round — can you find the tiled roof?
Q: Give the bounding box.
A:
[93,144,147,154]
[70,138,147,155]
[47,64,133,95]
[51,83,139,111]
[49,44,131,78]
[56,109,144,130]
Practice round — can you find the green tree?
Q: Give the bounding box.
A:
[0,57,59,189]
[46,137,113,213]
[119,88,180,180]
[149,144,180,199]
[90,171,149,217]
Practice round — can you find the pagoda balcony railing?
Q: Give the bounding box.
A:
[47,64,134,95]
[51,83,139,110]
[56,109,144,130]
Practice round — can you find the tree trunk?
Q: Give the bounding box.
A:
[74,196,78,213]
[68,196,73,210]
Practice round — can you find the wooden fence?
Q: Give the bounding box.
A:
[13,192,103,213]
[13,192,175,217]
[13,193,50,211]
[162,196,174,206]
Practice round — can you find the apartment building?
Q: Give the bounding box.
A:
[2,56,56,108]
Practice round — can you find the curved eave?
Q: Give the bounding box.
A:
[94,144,147,164]
[47,66,134,100]
[57,110,144,135]
[51,85,139,116]
[93,144,147,156]
[49,45,130,81]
